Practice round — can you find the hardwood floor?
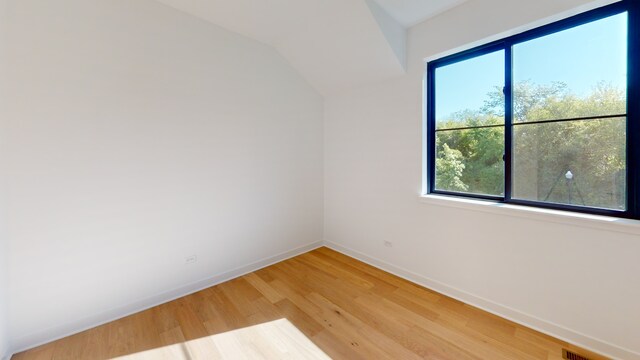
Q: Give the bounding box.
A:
[12,247,606,360]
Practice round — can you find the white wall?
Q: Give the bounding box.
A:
[324,0,640,359]
[0,250,8,360]
[0,242,8,360]
[2,0,323,353]
[0,1,11,358]
[0,220,8,360]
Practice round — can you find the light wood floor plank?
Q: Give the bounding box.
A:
[11,247,608,360]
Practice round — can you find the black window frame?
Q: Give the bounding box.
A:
[426,0,640,218]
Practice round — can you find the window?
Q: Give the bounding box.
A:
[426,1,640,217]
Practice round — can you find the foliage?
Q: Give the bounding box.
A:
[435,143,468,192]
[435,81,626,209]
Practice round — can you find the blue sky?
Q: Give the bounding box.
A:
[435,12,628,122]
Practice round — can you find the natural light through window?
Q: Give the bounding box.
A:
[511,13,627,210]
[111,319,330,360]
[426,3,635,217]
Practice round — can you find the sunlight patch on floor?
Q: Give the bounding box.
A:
[111,318,331,360]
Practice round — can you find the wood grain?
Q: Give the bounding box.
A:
[11,247,608,360]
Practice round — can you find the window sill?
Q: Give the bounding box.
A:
[419,194,640,235]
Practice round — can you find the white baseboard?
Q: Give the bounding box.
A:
[324,240,640,360]
[10,240,323,355]
[11,239,638,359]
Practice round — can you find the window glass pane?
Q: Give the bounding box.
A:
[512,118,626,210]
[435,127,504,196]
[513,13,627,123]
[435,50,505,129]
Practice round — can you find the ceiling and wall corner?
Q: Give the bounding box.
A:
[151,0,468,95]
[323,0,639,359]
[371,0,469,27]
[2,0,324,353]
[0,0,473,356]
[365,0,407,71]
[6,0,637,359]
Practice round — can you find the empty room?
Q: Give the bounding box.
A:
[0,0,638,359]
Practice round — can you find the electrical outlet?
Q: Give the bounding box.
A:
[384,241,393,248]
[185,255,198,265]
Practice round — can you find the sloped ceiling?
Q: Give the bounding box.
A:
[153,0,466,95]
[371,0,469,27]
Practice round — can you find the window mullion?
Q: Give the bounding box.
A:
[427,2,630,217]
[504,45,513,202]
[628,0,640,218]
[426,63,436,195]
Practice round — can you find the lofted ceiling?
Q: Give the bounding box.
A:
[153,0,467,95]
[371,0,469,27]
